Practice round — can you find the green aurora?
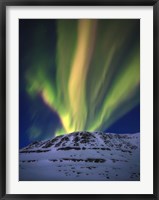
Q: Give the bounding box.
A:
[25,19,140,137]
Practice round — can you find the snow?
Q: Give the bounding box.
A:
[19,131,140,181]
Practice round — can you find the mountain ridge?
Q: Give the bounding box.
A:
[19,131,140,181]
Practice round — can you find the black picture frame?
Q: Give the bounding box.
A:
[0,0,159,199]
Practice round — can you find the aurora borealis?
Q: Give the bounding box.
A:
[19,19,140,147]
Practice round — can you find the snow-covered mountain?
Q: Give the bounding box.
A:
[19,131,140,181]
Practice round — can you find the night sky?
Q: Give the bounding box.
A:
[19,19,140,148]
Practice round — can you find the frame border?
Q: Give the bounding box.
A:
[0,0,159,199]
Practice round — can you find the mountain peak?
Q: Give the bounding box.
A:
[20,131,140,181]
